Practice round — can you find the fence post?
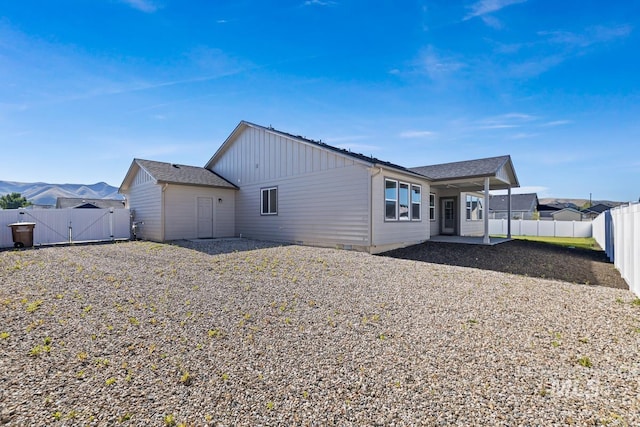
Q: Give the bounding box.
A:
[109,208,114,240]
[68,221,72,243]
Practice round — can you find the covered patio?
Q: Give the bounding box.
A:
[411,155,520,244]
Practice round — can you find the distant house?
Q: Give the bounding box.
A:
[489,193,538,219]
[120,121,521,252]
[580,203,612,220]
[56,197,125,209]
[551,207,585,222]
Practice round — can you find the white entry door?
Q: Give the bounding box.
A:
[197,197,214,238]
[441,198,455,234]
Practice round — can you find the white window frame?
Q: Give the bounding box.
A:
[412,185,421,221]
[261,187,278,215]
[385,179,398,220]
[429,193,435,221]
[384,178,422,222]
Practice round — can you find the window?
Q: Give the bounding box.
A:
[385,179,397,220]
[261,187,277,215]
[385,179,421,221]
[429,193,435,221]
[399,182,410,220]
[465,194,483,220]
[412,185,421,220]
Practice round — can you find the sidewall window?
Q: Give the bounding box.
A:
[385,179,398,220]
[261,187,278,215]
[385,178,422,222]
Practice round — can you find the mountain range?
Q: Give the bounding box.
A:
[0,180,123,207]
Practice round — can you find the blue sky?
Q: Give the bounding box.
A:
[1,0,638,202]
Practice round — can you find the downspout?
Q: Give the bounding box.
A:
[161,183,169,242]
[369,167,383,253]
[483,177,490,244]
[507,186,512,238]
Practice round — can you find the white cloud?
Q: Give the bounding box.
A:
[491,186,549,196]
[417,46,466,79]
[399,130,436,138]
[508,132,538,139]
[464,0,527,20]
[303,0,337,6]
[540,120,572,127]
[539,24,632,48]
[121,0,159,13]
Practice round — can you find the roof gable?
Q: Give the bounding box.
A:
[205,121,426,180]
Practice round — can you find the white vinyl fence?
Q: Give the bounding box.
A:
[1,208,131,249]
[593,203,639,297]
[489,219,593,238]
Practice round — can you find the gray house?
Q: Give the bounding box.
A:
[120,121,520,253]
[488,193,539,220]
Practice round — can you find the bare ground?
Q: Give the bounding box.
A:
[382,239,628,290]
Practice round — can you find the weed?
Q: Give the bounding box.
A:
[180,370,192,386]
[83,305,92,313]
[26,299,43,313]
[0,332,9,340]
[302,391,309,399]
[105,377,116,386]
[129,317,140,326]
[221,372,229,382]
[266,401,274,411]
[204,414,213,422]
[52,411,63,421]
[378,333,387,340]
[118,413,133,422]
[551,341,561,348]
[632,298,640,307]
[577,356,592,368]
[164,414,176,426]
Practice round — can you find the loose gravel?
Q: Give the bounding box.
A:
[1,239,639,426]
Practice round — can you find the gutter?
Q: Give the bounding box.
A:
[369,167,383,252]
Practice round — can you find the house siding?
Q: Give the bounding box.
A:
[210,126,371,248]
[126,168,162,241]
[371,171,430,251]
[163,185,236,240]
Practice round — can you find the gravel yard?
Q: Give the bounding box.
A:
[1,239,639,426]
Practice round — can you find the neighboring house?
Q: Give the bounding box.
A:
[119,159,238,242]
[537,203,562,220]
[120,121,520,253]
[488,193,538,220]
[56,197,125,209]
[551,207,585,222]
[580,203,612,220]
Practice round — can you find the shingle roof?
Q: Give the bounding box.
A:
[489,193,538,211]
[135,159,237,189]
[409,155,512,181]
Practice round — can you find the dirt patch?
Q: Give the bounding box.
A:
[381,239,627,289]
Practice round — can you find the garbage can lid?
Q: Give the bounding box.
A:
[7,222,36,226]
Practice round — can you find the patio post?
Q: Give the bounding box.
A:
[483,177,490,244]
[507,186,512,238]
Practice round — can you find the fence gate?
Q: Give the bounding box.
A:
[0,208,131,248]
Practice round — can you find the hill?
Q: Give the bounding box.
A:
[0,181,123,207]
[538,198,623,209]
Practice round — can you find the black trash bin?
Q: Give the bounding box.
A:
[7,222,36,248]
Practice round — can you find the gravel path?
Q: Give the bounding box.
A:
[1,239,639,426]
